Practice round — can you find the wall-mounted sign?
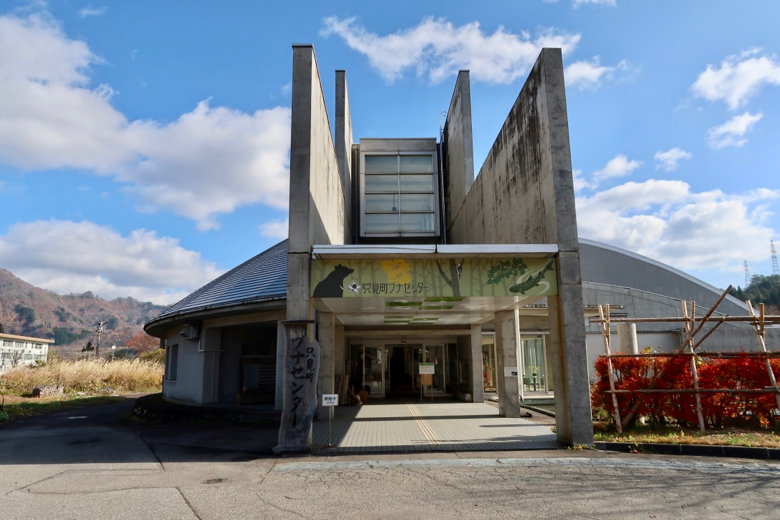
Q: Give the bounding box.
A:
[310,258,557,299]
[504,367,519,377]
[419,363,435,375]
[322,394,338,407]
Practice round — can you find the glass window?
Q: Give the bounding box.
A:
[401,213,435,232]
[365,214,399,232]
[364,175,398,193]
[365,155,397,174]
[400,194,435,212]
[365,194,399,212]
[167,344,179,382]
[362,151,438,236]
[400,175,434,192]
[400,155,433,173]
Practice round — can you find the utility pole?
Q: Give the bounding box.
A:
[95,321,105,359]
[772,240,779,276]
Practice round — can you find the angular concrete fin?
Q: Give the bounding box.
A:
[442,70,475,235]
[335,70,354,241]
[288,45,347,254]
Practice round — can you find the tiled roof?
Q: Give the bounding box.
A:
[148,240,287,324]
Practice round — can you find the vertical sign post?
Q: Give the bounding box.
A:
[322,394,338,448]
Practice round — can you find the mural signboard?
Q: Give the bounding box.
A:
[310,258,557,299]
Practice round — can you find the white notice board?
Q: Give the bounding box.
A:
[419,363,435,375]
[322,394,338,407]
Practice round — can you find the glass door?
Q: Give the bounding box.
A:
[424,344,446,395]
[521,337,546,393]
[363,345,385,398]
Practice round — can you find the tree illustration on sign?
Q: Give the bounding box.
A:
[486,259,529,286]
[509,260,555,294]
[436,259,463,297]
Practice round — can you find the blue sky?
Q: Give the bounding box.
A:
[0,0,779,304]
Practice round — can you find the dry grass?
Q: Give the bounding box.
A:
[0,358,163,395]
[595,426,780,448]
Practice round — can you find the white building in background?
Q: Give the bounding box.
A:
[0,333,53,371]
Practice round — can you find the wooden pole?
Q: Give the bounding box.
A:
[599,305,622,433]
[683,301,706,432]
[748,302,780,413]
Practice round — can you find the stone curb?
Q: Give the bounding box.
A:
[520,404,556,418]
[596,441,780,460]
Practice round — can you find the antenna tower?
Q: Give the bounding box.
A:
[744,260,750,287]
[772,240,779,276]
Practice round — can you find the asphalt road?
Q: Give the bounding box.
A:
[1,399,779,519]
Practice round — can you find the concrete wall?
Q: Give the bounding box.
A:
[449,49,576,248]
[442,71,475,232]
[335,70,354,236]
[288,45,349,321]
[162,329,204,404]
[446,48,592,445]
[582,282,776,350]
[585,331,679,382]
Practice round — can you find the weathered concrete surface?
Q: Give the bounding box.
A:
[494,310,521,418]
[446,49,592,445]
[442,70,475,232]
[469,324,484,403]
[316,311,335,420]
[335,70,354,236]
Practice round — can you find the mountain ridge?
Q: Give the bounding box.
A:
[0,268,168,357]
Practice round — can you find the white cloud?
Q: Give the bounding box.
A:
[707,112,762,149]
[654,148,692,171]
[577,180,778,272]
[78,6,107,18]
[320,16,580,84]
[573,0,616,7]
[692,49,780,109]
[0,13,291,231]
[592,154,642,184]
[565,56,627,90]
[0,220,224,304]
[258,218,289,239]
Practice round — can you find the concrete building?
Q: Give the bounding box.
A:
[0,332,52,371]
[145,45,775,450]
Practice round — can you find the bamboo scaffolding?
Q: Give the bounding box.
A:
[599,304,622,434]
[606,388,780,395]
[683,300,707,431]
[596,286,780,430]
[747,301,780,413]
[607,352,780,359]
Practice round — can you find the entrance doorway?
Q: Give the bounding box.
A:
[387,345,419,396]
[349,340,460,399]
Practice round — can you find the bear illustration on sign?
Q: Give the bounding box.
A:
[313,264,355,298]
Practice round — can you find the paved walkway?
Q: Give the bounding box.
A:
[311,400,558,453]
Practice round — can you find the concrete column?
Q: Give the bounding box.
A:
[316,312,335,420]
[469,325,484,403]
[494,310,521,417]
[617,323,639,354]
[335,323,346,376]
[275,320,285,411]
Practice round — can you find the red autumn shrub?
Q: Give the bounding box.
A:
[592,353,780,430]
